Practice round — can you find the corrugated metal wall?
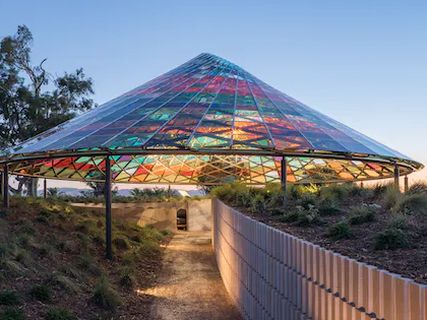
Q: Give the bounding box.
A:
[212,199,427,320]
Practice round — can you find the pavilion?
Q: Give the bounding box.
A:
[1,53,422,258]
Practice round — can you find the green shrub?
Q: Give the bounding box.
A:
[250,193,267,213]
[393,193,427,216]
[0,290,20,306]
[29,284,52,302]
[91,276,121,311]
[112,237,130,250]
[374,228,409,250]
[0,307,26,320]
[327,221,351,240]
[46,273,80,294]
[296,193,317,209]
[279,211,300,223]
[384,186,401,209]
[408,182,427,195]
[296,205,321,226]
[348,206,375,225]
[45,307,77,320]
[318,199,341,216]
[320,184,351,202]
[119,268,135,289]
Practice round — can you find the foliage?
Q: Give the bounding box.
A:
[383,185,401,209]
[0,290,20,306]
[392,193,427,216]
[348,206,375,225]
[0,25,95,196]
[0,308,26,320]
[29,284,52,302]
[45,308,77,320]
[119,268,136,289]
[374,228,409,250]
[407,182,427,195]
[326,221,351,240]
[91,276,121,311]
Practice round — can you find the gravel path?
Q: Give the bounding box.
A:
[144,231,242,320]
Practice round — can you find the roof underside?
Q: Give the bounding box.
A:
[3,53,422,184]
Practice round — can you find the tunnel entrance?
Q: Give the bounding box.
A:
[177,208,187,231]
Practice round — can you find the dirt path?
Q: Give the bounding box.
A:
[143,231,242,320]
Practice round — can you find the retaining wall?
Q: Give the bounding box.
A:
[212,199,427,320]
[72,198,212,232]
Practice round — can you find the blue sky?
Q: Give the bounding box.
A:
[1,0,426,187]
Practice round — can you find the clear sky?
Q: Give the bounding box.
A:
[1,0,426,189]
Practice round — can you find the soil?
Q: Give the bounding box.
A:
[228,202,427,285]
[141,231,242,320]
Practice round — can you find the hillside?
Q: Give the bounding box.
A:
[0,197,169,320]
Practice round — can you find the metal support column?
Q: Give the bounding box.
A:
[3,163,9,208]
[404,175,409,193]
[394,162,400,191]
[43,179,47,199]
[280,156,287,203]
[105,156,112,260]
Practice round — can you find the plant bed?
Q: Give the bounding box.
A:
[0,197,171,319]
[212,182,427,284]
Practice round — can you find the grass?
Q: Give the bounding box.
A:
[91,276,121,311]
[29,284,52,303]
[374,228,410,250]
[393,193,427,215]
[348,206,375,225]
[0,290,20,306]
[327,221,352,240]
[45,308,77,320]
[0,197,167,319]
[0,308,26,320]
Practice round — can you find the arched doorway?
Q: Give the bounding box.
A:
[177,208,187,231]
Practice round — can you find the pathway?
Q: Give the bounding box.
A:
[143,231,242,320]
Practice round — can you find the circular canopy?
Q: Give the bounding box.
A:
[1,53,422,185]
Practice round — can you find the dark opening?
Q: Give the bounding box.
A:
[177,208,187,231]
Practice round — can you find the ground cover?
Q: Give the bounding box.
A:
[0,197,170,320]
[212,182,427,284]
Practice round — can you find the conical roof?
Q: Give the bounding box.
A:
[2,53,422,184]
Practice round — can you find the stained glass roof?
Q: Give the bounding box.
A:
[1,53,422,184]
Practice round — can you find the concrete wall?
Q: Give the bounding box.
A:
[213,199,427,320]
[72,198,212,232]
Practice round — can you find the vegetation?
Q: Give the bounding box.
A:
[212,181,427,283]
[47,187,183,204]
[0,197,168,319]
[0,25,95,196]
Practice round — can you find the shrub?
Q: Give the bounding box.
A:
[0,290,20,306]
[327,221,351,240]
[296,193,317,210]
[45,308,77,320]
[0,307,26,320]
[91,276,121,311]
[320,184,351,203]
[29,284,52,302]
[383,186,401,209]
[112,237,130,250]
[296,205,321,226]
[393,193,427,216]
[250,193,267,213]
[119,268,135,289]
[374,228,409,250]
[318,199,341,216]
[408,182,427,195]
[46,273,80,294]
[348,206,375,225]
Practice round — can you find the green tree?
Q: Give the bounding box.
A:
[0,25,95,195]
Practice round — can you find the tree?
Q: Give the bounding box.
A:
[0,25,95,195]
